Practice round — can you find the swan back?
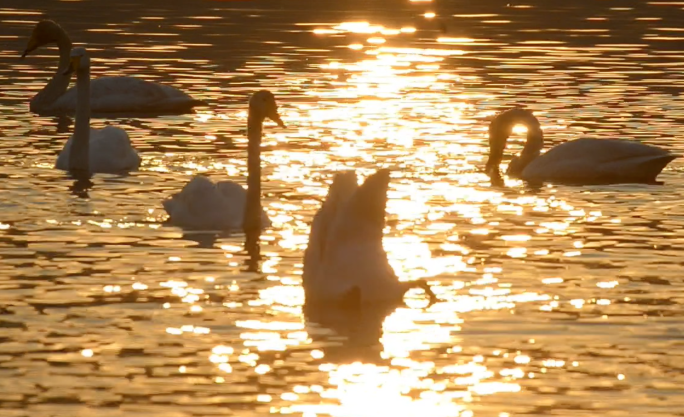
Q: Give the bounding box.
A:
[55,126,141,173]
[303,170,412,306]
[522,138,676,184]
[163,176,270,230]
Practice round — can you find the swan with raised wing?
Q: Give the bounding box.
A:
[22,20,203,116]
[302,169,437,307]
[56,47,140,174]
[162,90,284,230]
[484,107,677,185]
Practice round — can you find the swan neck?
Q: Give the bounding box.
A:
[486,110,543,176]
[70,66,90,173]
[402,279,437,304]
[56,29,73,71]
[243,113,264,234]
[521,128,543,158]
[30,28,73,113]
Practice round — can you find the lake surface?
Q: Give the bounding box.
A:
[1,0,684,416]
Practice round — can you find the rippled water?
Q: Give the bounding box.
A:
[1,1,684,416]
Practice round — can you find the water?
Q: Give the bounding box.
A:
[0,0,683,415]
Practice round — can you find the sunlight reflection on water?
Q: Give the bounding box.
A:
[0,0,683,416]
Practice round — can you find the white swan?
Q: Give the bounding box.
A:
[22,20,203,116]
[55,47,140,174]
[485,107,677,185]
[163,90,284,230]
[302,169,437,307]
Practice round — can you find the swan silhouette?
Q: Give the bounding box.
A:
[485,107,677,185]
[163,90,284,230]
[55,47,140,174]
[302,169,437,307]
[22,20,203,116]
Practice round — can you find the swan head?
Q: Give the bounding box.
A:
[22,20,63,58]
[249,90,285,127]
[401,279,438,305]
[484,107,543,178]
[62,47,90,76]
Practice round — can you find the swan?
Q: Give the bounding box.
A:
[22,20,203,116]
[484,107,677,185]
[55,47,140,174]
[302,169,437,307]
[163,90,284,230]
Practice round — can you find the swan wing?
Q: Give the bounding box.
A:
[163,177,255,230]
[215,180,271,228]
[523,138,676,184]
[304,170,401,304]
[88,126,141,173]
[54,76,200,114]
[54,127,140,173]
[303,172,358,275]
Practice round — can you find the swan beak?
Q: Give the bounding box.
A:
[268,111,285,128]
[21,38,39,59]
[62,56,79,76]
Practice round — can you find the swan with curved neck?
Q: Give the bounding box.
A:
[163,90,284,230]
[22,20,203,116]
[484,107,677,185]
[55,47,140,174]
[302,169,437,308]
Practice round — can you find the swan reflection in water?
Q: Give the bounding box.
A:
[304,302,415,363]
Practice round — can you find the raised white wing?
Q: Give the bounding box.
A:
[303,170,405,305]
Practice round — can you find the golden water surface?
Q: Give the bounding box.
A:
[0,0,684,416]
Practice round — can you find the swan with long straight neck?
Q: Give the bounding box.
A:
[162,90,284,231]
[484,107,677,185]
[55,47,140,174]
[302,169,437,308]
[22,20,204,116]
[66,48,90,173]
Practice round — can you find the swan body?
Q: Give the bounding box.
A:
[23,20,202,116]
[302,170,436,307]
[518,138,676,184]
[163,175,271,230]
[485,107,677,185]
[45,76,201,116]
[56,47,140,174]
[56,126,140,173]
[163,90,284,231]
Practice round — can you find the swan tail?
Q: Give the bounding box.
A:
[606,153,677,184]
[642,153,677,183]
